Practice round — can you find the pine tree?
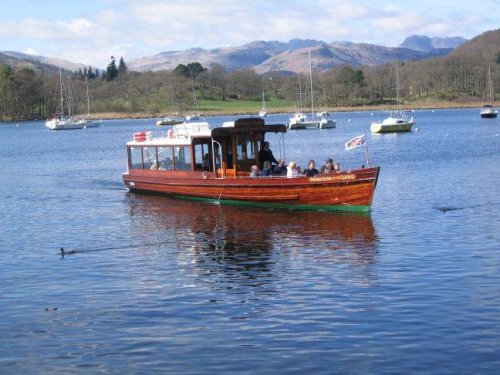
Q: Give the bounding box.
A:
[118,57,127,75]
[105,56,118,81]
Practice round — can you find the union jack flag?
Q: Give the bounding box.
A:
[345,134,366,151]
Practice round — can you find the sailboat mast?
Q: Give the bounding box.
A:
[58,67,64,114]
[85,76,90,118]
[395,61,400,114]
[309,50,314,116]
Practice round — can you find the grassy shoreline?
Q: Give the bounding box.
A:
[90,101,486,120]
[0,101,489,122]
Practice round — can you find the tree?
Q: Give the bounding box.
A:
[105,56,118,81]
[118,57,127,75]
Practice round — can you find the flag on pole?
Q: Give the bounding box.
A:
[345,134,366,151]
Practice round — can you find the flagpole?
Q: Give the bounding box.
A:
[364,143,370,167]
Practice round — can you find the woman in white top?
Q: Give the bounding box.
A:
[287,161,299,178]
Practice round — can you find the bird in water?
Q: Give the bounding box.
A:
[60,247,76,257]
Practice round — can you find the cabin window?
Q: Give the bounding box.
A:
[194,142,211,171]
[158,146,174,170]
[143,147,157,169]
[129,147,142,169]
[174,146,191,170]
[236,133,255,161]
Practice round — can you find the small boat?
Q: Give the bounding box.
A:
[122,118,380,211]
[46,68,85,130]
[371,61,415,133]
[156,117,184,126]
[46,113,86,130]
[480,65,497,118]
[288,112,336,129]
[288,51,336,130]
[480,105,498,118]
[370,114,415,133]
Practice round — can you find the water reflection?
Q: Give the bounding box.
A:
[127,195,378,272]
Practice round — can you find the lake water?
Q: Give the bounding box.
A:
[0,109,499,373]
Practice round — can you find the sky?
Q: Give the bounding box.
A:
[0,0,498,69]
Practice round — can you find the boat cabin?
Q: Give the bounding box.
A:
[126,118,287,178]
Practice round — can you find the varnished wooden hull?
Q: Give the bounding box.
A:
[123,167,380,211]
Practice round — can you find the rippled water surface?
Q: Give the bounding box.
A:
[1,109,499,373]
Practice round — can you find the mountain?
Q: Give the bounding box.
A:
[447,28,500,62]
[129,37,458,74]
[399,35,467,52]
[0,51,98,73]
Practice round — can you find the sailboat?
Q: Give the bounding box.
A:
[480,64,498,118]
[75,76,101,128]
[288,51,336,130]
[370,61,415,133]
[46,68,85,130]
[185,80,202,121]
[259,91,267,117]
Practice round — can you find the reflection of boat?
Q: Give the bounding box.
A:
[288,51,336,130]
[128,195,378,262]
[480,65,498,118]
[259,91,267,117]
[371,62,414,133]
[122,117,380,211]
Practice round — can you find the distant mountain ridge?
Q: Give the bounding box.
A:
[1,35,467,75]
[399,35,467,52]
[128,36,467,73]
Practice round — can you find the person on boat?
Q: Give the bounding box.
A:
[287,162,300,178]
[261,161,272,176]
[303,160,319,177]
[273,159,287,175]
[320,158,335,174]
[150,161,158,170]
[258,141,278,170]
[250,165,261,177]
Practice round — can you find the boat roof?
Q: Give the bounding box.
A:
[127,118,287,147]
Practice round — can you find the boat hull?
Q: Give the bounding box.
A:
[45,119,86,130]
[370,120,414,133]
[123,167,380,212]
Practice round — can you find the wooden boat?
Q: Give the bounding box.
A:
[122,118,380,211]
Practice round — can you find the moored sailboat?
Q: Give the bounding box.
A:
[480,64,498,118]
[371,62,414,133]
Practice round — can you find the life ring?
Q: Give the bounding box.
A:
[168,129,175,138]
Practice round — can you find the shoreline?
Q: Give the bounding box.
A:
[1,101,491,122]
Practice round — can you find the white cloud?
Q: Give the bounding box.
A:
[23,48,38,55]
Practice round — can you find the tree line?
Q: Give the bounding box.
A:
[0,52,498,121]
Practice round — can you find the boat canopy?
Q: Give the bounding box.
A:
[211,118,286,137]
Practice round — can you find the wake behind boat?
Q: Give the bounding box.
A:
[122,118,379,211]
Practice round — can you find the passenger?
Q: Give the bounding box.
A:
[150,161,158,170]
[273,159,287,175]
[261,161,272,176]
[287,161,300,178]
[303,160,319,177]
[250,165,261,178]
[258,141,278,170]
[333,162,340,172]
[320,158,335,174]
[202,153,210,170]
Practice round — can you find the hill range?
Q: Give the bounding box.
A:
[1,34,467,74]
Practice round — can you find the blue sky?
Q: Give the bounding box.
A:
[1,0,498,68]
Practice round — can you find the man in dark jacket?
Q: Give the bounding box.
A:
[258,141,278,170]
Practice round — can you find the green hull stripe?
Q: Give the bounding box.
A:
[171,194,371,212]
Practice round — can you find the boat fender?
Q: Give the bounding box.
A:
[168,129,175,138]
